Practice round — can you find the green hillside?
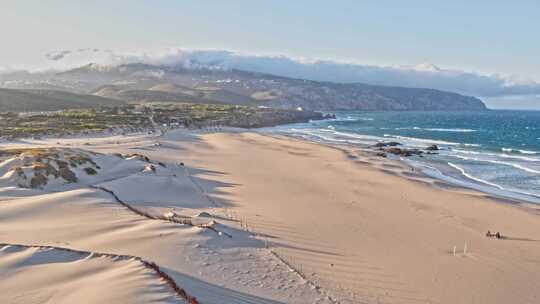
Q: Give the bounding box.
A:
[0,88,125,112]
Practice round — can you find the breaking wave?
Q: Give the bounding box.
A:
[395,127,476,132]
[447,162,505,190]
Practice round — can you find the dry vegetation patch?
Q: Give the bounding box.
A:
[1,148,102,189]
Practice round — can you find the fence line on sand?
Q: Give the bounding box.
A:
[181,163,341,303]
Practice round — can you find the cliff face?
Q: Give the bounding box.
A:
[263,81,487,111]
[1,64,487,112]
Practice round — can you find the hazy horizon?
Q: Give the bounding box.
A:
[1,1,539,109]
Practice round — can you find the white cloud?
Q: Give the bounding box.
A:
[45,50,72,61]
[33,48,540,98]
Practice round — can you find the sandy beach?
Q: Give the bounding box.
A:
[1,129,540,303]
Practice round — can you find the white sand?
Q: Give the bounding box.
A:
[1,129,540,303]
[0,135,333,304]
[170,131,540,304]
[0,244,178,304]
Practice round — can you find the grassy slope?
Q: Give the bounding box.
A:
[0,88,126,112]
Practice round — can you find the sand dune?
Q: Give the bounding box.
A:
[0,244,179,304]
[98,172,212,212]
[0,148,149,191]
[0,141,332,304]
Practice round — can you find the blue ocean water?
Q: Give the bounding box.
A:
[266,110,540,204]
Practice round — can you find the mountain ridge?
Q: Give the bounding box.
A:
[1,63,487,111]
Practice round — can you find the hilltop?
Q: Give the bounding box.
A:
[1,63,487,111]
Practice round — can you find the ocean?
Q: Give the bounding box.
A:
[265,110,540,204]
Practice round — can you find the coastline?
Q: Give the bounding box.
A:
[5,124,539,212]
[265,110,540,208]
[266,131,540,215]
[1,129,540,303]
[172,130,540,304]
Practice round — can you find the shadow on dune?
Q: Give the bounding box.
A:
[184,166,240,209]
[501,236,540,242]
[165,268,286,304]
[188,167,230,178]
[273,242,344,257]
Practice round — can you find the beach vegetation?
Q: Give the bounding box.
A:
[83,167,97,175]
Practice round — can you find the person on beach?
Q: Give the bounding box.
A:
[486,231,503,239]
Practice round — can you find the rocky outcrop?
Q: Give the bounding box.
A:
[373,142,402,148]
[374,144,442,158]
[385,147,424,157]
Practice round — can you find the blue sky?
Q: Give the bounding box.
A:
[1,0,539,78]
[1,1,540,108]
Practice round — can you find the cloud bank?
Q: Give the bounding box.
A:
[45,50,73,61]
[40,48,540,98]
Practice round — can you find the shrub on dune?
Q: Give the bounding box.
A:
[83,167,97,175]
[30,172,48,188]
[0,148,103,188]
[59,166,78,183]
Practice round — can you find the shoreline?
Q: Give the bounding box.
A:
[264,110,540,210]
[2,129,540,303]
[4,126,540,214]
[3,126,540,215]
[172,130,540,303]
[262,129,540,212]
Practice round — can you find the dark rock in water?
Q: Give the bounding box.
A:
[385,147,423,157]
[323,113,337,119]
[375,152,387,158]
[385,147,404,155]
[426,145,439,151]
[373,141,401,148]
